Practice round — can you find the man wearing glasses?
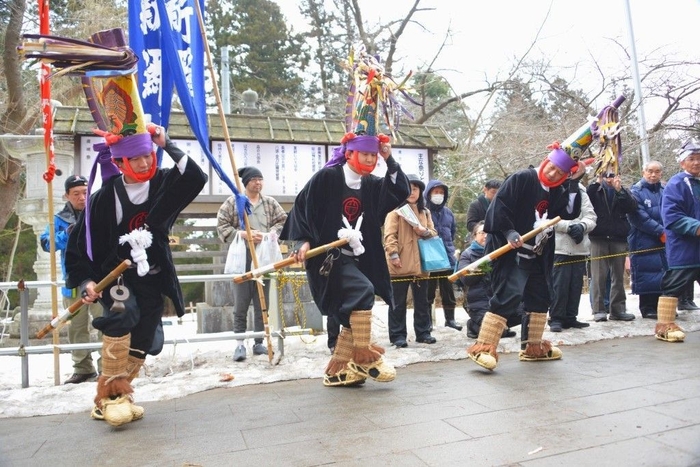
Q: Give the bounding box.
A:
[217,166,288,362]
[586,171,638,322]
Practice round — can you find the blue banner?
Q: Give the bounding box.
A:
[128,0,244,212]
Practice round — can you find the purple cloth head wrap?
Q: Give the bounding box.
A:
[109,133,154,159]
[325,134,380,167]
[547,148,577,172]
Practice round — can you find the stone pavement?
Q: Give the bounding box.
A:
[1,332,699,467]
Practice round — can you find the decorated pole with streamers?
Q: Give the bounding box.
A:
[558,95,626,178]
[37,0,62,386]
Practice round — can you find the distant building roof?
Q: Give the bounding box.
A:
[52,106,457,151]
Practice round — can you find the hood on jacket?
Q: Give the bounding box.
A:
[425,179,449,211]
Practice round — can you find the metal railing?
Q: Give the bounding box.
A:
[0,273,319,388]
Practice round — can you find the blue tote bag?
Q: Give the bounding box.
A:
[418,236,451,273]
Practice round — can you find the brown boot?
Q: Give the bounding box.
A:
[346,310,396,382]
[467,312,505,370]
[655,297,685,343]
[519,312,562,362]
[125,355,145,420]
[93,334,135,427]
[323,327,366,387]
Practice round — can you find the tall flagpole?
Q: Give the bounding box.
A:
[38,0,61,385]
[623,0,650,166]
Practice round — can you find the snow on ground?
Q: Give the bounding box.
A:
[1,292,698,419]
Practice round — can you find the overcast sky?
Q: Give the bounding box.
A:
[274,0,699,121]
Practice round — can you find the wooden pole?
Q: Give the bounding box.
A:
[192,0,275,363]
[448,216,562,282]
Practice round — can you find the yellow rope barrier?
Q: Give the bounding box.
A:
[275,273,317,344]
[270,245,667,338]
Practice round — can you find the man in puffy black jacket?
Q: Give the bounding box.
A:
[587,172,638,322]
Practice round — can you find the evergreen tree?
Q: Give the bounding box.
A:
[207,0,307,100]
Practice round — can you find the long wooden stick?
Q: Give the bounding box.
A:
[192,0,277,363]
[36,260,131,339]
[448,216,561,282]
[234,239,350,284]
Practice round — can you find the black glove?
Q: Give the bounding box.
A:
[567,223,585,244]
[568,178,580,194]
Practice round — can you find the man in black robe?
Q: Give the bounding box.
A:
[281,132,410,386]
[467,145,583,371]
[66,125,207,425]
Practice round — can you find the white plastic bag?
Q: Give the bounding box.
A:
[224,231,247,274]
[256,232,283,265]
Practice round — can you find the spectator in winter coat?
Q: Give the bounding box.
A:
[384,174,438,347]
[466,179,502,237]
[586,172,638,322]
[458,221,519,339]
[627,161,667,319]
[40,175,103,384]
[655,139,700,343]
[548,177,597,331]
[425,179,461,331]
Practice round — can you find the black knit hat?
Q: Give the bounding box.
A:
[238,166,263,187]
[64,175,88,193]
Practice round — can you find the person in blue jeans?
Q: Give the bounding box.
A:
[217,166,288,362]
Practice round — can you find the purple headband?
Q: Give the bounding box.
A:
[325,134,380,167]
[547,148,577,172]
[109,133,154,159]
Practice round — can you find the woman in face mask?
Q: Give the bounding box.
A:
[424,180,462,331]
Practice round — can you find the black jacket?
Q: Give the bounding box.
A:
[457,242,491,312]
[587,181,637,241]
[466,194,489,234]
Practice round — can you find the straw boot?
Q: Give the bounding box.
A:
[346,310,396,382]
[323,327,366,387]
[519,312,562,361]
[125,355,145,420]
[655,297,685,343]
[467,312,505,370]
[92,334,134,427]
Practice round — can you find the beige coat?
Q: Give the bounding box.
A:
[383,204,437,278]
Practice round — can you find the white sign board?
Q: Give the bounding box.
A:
[372,147,430,187]
[80,138,431,200]
[211,141,326,197]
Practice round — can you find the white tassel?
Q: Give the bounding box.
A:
[532,211,553,254]
[338,214,365,256]
[119,228,153,277]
